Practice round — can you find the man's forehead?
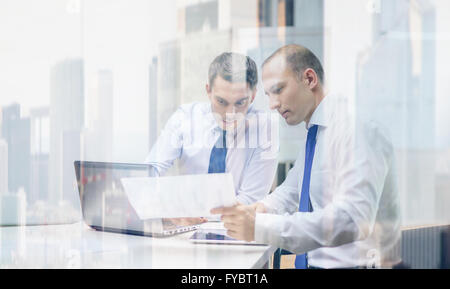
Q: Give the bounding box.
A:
[211,81,252,102]
[212,76,251,91]
[212,79,253,98]
[264,53,288,71]
[262,70,287,90]
[263,56,288,74]
[262,57,293,87]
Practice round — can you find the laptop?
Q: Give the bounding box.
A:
[74,161,200,237]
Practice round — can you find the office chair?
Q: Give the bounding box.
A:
[441,225,450,269]
[400,224,450,269]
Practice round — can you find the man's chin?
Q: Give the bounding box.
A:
[221,122,237,131]
[285,117,302,126]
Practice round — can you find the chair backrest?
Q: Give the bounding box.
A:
[273,224,450,269]
[400,224,450,269]
[441,226,450,269]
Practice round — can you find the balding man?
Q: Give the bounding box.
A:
[212,44,401,269]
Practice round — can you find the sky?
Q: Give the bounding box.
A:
[0,0,177,161]
[0,0,177,111]
[0,0,81,110]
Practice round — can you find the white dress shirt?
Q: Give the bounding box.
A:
[145,102,279,205]
[255,95,401,268]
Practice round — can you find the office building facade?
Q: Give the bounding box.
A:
[49,59,84,206]
[1,103,31,195]
[0,139,7,194]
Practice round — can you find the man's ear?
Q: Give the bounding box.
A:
[303,68,318,89]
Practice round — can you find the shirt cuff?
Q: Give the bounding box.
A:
[254,213,284,245]
[259,198,280,215]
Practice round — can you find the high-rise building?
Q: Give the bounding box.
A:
[162,0,324,110]
[1,103,31,194]
[1,103,20,140]
[156,0,323,162]
[356,0,436,225]
[83,69,113,162]
[0,139,7,194]
[29,107,50,202]
[49,59,84,205]
[357,0,435,150]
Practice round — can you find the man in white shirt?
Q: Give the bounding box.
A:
[212,44,401,269]
[146,52,278,207]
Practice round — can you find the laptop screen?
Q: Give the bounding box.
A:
[74,161,165,234]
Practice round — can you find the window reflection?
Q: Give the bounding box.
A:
[0,0,449,268]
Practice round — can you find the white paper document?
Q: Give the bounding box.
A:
[120,173,237,219]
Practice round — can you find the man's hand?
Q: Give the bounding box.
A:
[251,202,268,214]
[167,217,208,226]
[210,202,267,242]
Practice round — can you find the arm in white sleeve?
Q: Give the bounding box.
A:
[145,108,185,176]
[255,121,393,254]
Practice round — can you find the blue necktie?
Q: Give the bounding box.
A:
[295,125,319,269]
[208,130,227,174]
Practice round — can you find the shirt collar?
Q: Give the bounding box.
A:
[307,94,332,130]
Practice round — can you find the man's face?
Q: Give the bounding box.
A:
[206,76,256,131]
[262,56,315,126]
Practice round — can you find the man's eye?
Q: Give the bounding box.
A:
[235,100,247,107]
[274,87,283,94]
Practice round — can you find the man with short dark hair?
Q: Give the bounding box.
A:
[212,44,401,269]
[146,52,278,207]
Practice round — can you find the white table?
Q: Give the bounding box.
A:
[0,221,276,269]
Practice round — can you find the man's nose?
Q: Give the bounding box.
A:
[225,105,236,116]
[269,95,281,110]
